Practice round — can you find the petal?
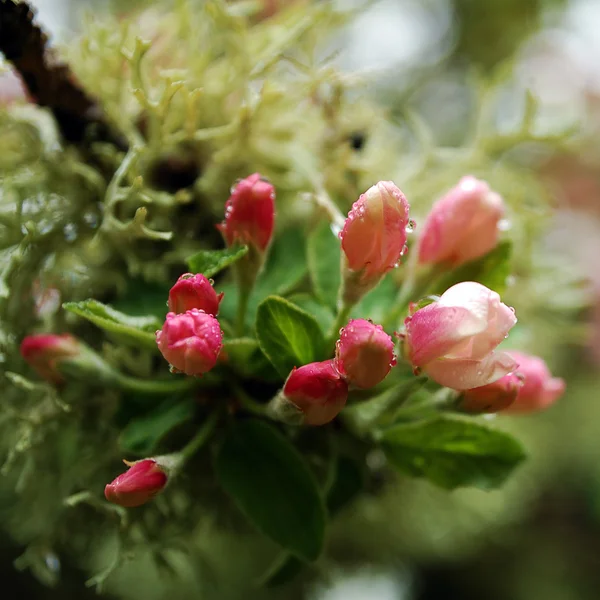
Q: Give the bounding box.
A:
[424,350,518,390]
[406,303,486,366]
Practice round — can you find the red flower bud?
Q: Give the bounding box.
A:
[168,273,223,316]
[460,372,524,413]
[217,173,275,252]
[156,310,223,376]
[503,352,566,414]
[335,319,396,389]
[20,334,82,384]
[276,360,348,426]
[104,459,168,508]
[418,176,504,267]
[340,181,410,283]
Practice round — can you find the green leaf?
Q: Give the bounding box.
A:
[434,241,513,296]
[351,274,397,324]
[63,300,160,350]
[217,229,308,331]
[255,227,308,296]
[255,296,325,377]
[306,221,341,310]
[222,337,279,380]
[287,293,334,333]
[214,420,326,561]
[111,278,170,321]
[262,455,365,588]
[381,415,526,490]
[186,245,248,278]
[119,398,196,455]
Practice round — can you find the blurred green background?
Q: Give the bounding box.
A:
[4,0,600,598]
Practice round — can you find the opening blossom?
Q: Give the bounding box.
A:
[460,372,524,413]
[20,334,82,385]
[168,273,223,316]
[105,459,168,508]
[503,351,566,414]
[217,173,275,252]
[156,309,223,376]
[418,176,504,267]
[339,181,410,303]
[335,319,396,389]
[404,281,518,390]
[271,360,349,426]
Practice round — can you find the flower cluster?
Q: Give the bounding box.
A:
[18,172,566,509]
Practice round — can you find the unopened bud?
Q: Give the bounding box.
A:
[168,273,223,316]
[335,319,396,389]
[460,372,523,413]
[418,176,504,267]
[156,309,223,376]
[217,173,275,252]
[339,181,410,304]
[20,334,82,385]
[503,352,566,414]
[104,458,168,508]
[269,360,348,426]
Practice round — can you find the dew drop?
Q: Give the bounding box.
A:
[498,219,512,232]
[405,219,416,233]
[413,366,422,376]
[390,358,397,367]
[229,178,242,194]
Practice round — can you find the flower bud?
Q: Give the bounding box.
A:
[269,360,348,426]
[217,173,275,252]
[460,373,524,413]
[105,458,168,508]
[168,273,223,316]
[156,309,223,376]
[503,352,566,414]
[335,319,396,389]
[404,282,517,389]
[418,176,504,267]
[339,181,410,303]
[20,334,82,384]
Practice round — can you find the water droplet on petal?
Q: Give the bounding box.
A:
[405,219,416,233]
[498,219,512,232]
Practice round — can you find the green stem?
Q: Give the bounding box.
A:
[233,383,268,416]
[326,302,353,352]
[116,374,200,395]
[180,410,220,461]
[236,286,251,337]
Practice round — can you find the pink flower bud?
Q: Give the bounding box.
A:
[340,181,411,283]
[404,282,518,389]
[276,360,349,426]
[156,309,223,376]
[20,334,82,384]
[335,319,396,389]
[105,459,168,508]
[418,176,505,267]
[503,352,566,414]
[217,173,275,251]
[460,372,524,413]
[168,273,223,316]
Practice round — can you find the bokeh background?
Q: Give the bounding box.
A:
[3,0,600,598]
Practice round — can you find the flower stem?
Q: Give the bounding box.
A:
[233,383,268,416]
[116,374,201,395]
[326,302,353,353]
[180,410,220,461]
[236,286,251,337]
